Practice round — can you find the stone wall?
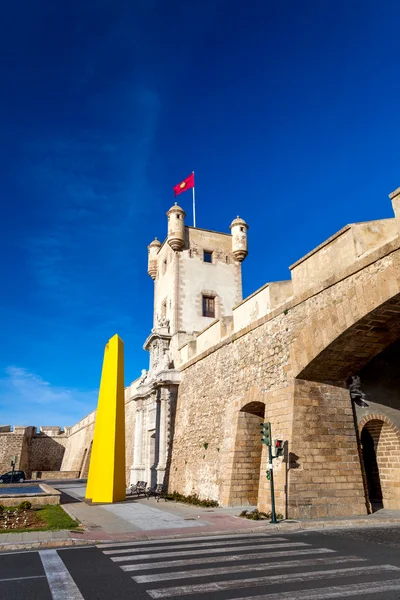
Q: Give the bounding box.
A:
[29,434,68,476]
[32,470,79,480]
[168,235,400,517]
[0,427,34,475]
[61,411,96,476]
[0,426,70,478]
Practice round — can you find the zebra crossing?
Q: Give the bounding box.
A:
[97,532,400,599]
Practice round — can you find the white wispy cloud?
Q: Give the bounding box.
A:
[0,367,98,428]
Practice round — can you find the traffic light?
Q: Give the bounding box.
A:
[274,439,284,458]
[260,422,272,446]
[266,469,271,481]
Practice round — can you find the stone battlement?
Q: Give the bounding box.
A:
[0,425,68,436]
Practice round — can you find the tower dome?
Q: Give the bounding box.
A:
[147,237,161,279]
[229,216,249,262]
[167,202,186,251]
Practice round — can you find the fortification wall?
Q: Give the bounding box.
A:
[0,426,69,477]
[0,427,35,475]
[168,225,400,516]
[61,411,96,477]
[29,429,69,476]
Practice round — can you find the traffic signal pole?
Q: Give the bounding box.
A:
[267,443,278,524]
[260,422,281,524]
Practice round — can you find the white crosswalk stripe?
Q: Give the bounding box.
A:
[102,539,300,555]
[106,541,310,560]
[97,532,277,548]
[147,565,400,598]
[133,555,366,583]
[99,533,400,599]
[120,547,335,570]
[232,580,400,600]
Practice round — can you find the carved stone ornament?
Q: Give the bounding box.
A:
[139,369,147,384]
[150,338,171,373]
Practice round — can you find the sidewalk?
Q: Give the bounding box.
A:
[1,480,400,552]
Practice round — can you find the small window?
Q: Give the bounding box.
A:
[161,300,167,318]
[240,227,244,232]
[204,251,213,263]
[202,296,215,318]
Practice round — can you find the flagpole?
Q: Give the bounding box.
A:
[192,171,196,228]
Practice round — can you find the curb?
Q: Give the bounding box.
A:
[1,516,399,552]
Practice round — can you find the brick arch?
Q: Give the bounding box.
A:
[296,292,400,383]
[359,415,400,510]
[358,414,400,440]
[240,401,266,417]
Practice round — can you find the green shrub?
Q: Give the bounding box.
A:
[166,491,219,508]
[0,505,4,513]
[239,509,284,521]
[17,501,32,511]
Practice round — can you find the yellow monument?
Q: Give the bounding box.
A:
[86,334,126,503]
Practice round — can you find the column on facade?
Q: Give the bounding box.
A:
[132,406,144,470]
[156,388,169,482]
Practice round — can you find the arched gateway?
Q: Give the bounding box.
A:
[359,416,400,510]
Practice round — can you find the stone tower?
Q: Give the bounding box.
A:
[132,205,249,488]
[147,203,249,361]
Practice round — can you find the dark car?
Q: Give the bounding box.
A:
[0,470,26,483]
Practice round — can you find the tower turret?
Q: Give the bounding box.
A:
[167,202,186,251]
[230,216,249,262]
[147,237,161,279]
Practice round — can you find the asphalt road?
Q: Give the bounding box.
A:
[1,527,400,600]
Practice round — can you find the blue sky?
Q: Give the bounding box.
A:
[1,0,400,427]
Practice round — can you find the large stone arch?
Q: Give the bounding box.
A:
[288,286,400,518]
[296,292,400,383]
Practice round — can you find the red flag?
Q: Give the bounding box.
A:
[173,173,194,197]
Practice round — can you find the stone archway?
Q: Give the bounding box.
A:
[80,441,92,479]
[79,448,88,478]
[227,401,265,506]
[359,415,400,510]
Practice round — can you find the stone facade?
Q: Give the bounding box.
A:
[9,186,400,518]
[0,426,68,477]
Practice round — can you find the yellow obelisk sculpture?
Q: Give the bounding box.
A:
[86,334,126,503]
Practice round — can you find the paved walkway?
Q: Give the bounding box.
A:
[1,480,400,551]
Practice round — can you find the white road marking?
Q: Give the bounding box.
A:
[102,538,293,555]
[39,549,84,600]
[107,541,309,560]
[231,579,400,600]
[0,575,46,582]
[133,555,366,582]
[119,547,335,569]
[97,533,279,548]
[147,564,400,598]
